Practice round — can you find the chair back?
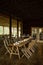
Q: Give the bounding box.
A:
[3,38,10,54]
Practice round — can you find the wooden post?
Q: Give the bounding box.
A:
[17,19,19,38]
[9,15,12,39]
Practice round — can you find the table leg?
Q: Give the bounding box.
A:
[17,47,20,59]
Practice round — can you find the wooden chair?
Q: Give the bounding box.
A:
[3,38,21,59]
[21,40,37,59]
[3,38,13,58]
[21,47,30,59]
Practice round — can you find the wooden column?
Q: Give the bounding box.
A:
[17,19,19,38]
[9,16,12,39]
[21,22,23,37]
[37,27,39,41]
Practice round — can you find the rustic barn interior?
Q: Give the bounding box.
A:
[0,0,43,65]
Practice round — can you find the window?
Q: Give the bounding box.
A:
[31,27,43,41]
[39,28,42,34]
[11,27,17,37]
[19,27,21,37]
[12,27,14,35]
[18,22,22,37]
[31,28,37,39]
[39,28,43,40]
[0,26,3,35]
[14,28,17,37]
[4,27,9,34]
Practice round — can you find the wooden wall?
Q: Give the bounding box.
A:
[23,19,43,35]
[0,16,9,26]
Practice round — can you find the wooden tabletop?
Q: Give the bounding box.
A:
[9,37,32,47]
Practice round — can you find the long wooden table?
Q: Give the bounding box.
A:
[9,36,32,59]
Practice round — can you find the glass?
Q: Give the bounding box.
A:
[0,26,3,35]
[4,27,9,34]
[14,28,17,37]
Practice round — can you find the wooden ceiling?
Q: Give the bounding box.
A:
[0,0,43,21]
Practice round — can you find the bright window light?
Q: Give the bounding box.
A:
[14,28,17,37]
[0,26,3,35]
[19,27,21,37]
[39,28,42,33]
[12,27,14,35]
[4,27,9,34]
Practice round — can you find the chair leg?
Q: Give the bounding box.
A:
[17,47,20,59]
[5,51,8,55]
[10,53,12,58]
[21,54,24,58]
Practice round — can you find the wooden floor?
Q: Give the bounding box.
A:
[0,42,43,65]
